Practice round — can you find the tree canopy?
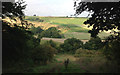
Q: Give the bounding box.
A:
[2,0,55,71]
[2,0,35,62]
[2,0,31,29]
[30,26,43,35]
[84,36,102,50]
[74,1,120,65]
[60,38,83,53]
[74,2,120,37]
[40,27,64,38]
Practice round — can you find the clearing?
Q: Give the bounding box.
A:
[32,52,114,73]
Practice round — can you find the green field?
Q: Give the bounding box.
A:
[25,16,111,39]
[30,51,116,73]
[32,54,86,73]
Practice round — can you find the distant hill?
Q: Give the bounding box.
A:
[25,16,89,33]
[25,16,110,40]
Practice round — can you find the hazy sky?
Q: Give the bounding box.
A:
[16,0,89,17]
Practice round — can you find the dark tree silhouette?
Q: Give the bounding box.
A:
[74,1,120,67]
[74,2,120,37]
[2,0,57,73]
[2,0,32,29]
[2,0,37,65]
[2,0,33,62]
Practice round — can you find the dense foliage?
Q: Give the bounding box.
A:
[2,1,56,73]
[74,2,120,37]
[2,0,30,63]
[46,40,57,48]
[31,44,56,65]
[40,27,64,38]
[84,36,103,50]
[74,48,100,57]
[60,38,83,53]
[103,35,120,64]
[2,22,37,62]
[30,26,43,35]
[74,1,120,67]
[25,17,44,22]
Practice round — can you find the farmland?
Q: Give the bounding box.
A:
[25,16,110,40]
[3,1,120,74]
[3,16,117,73]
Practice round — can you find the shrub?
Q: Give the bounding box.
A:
[45,40,58,54]
[84,36,103,50]
[60,38,83,53]
[40,27,64,38]
[46,40,56,48]
[74,48,98,57]
[26,17,44,22]
[2,22,33,62]
[30,26,43,35]
[31,44,57,64]
[103,35,120,64]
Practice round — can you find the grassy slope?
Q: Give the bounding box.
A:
[32,54,86,73]
[32,51,114,73]
[25,16,110,40]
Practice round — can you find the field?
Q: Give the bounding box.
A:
[3,16,115,73]
[29,51,117,73]
[3,2,120,74]
[3,47,118,73]
[41,37,89,44]
[35,39,118,73]
[25,16,111,40]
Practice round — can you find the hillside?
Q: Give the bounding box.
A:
[25,16,110,40]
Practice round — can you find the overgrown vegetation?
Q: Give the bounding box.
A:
[83,36,103,50]
[40,27,64,38]
[74,1,120,72]
[2,0,120,73]
[30,26,43,35]
[74,48,101,57]
[31,44,56,65]
[103,35,120,64]
[2,1,56,73]
[25,16,44,22]
[60,38,83,53]
[25,16,110,39]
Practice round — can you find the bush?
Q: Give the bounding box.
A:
[31,44,57,64]
[46,40,56,48]
[40,27,64,38]
[30,26,43,35]
[74,48,99,57]
[103,35,120,64]
[26,17,44,22]
[84,36,103,50]
[45,40,59,54]
[2,22,41,68]
[3,22,32,62]
[60,38,83,53]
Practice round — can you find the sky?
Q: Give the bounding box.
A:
[16,0,89,17]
